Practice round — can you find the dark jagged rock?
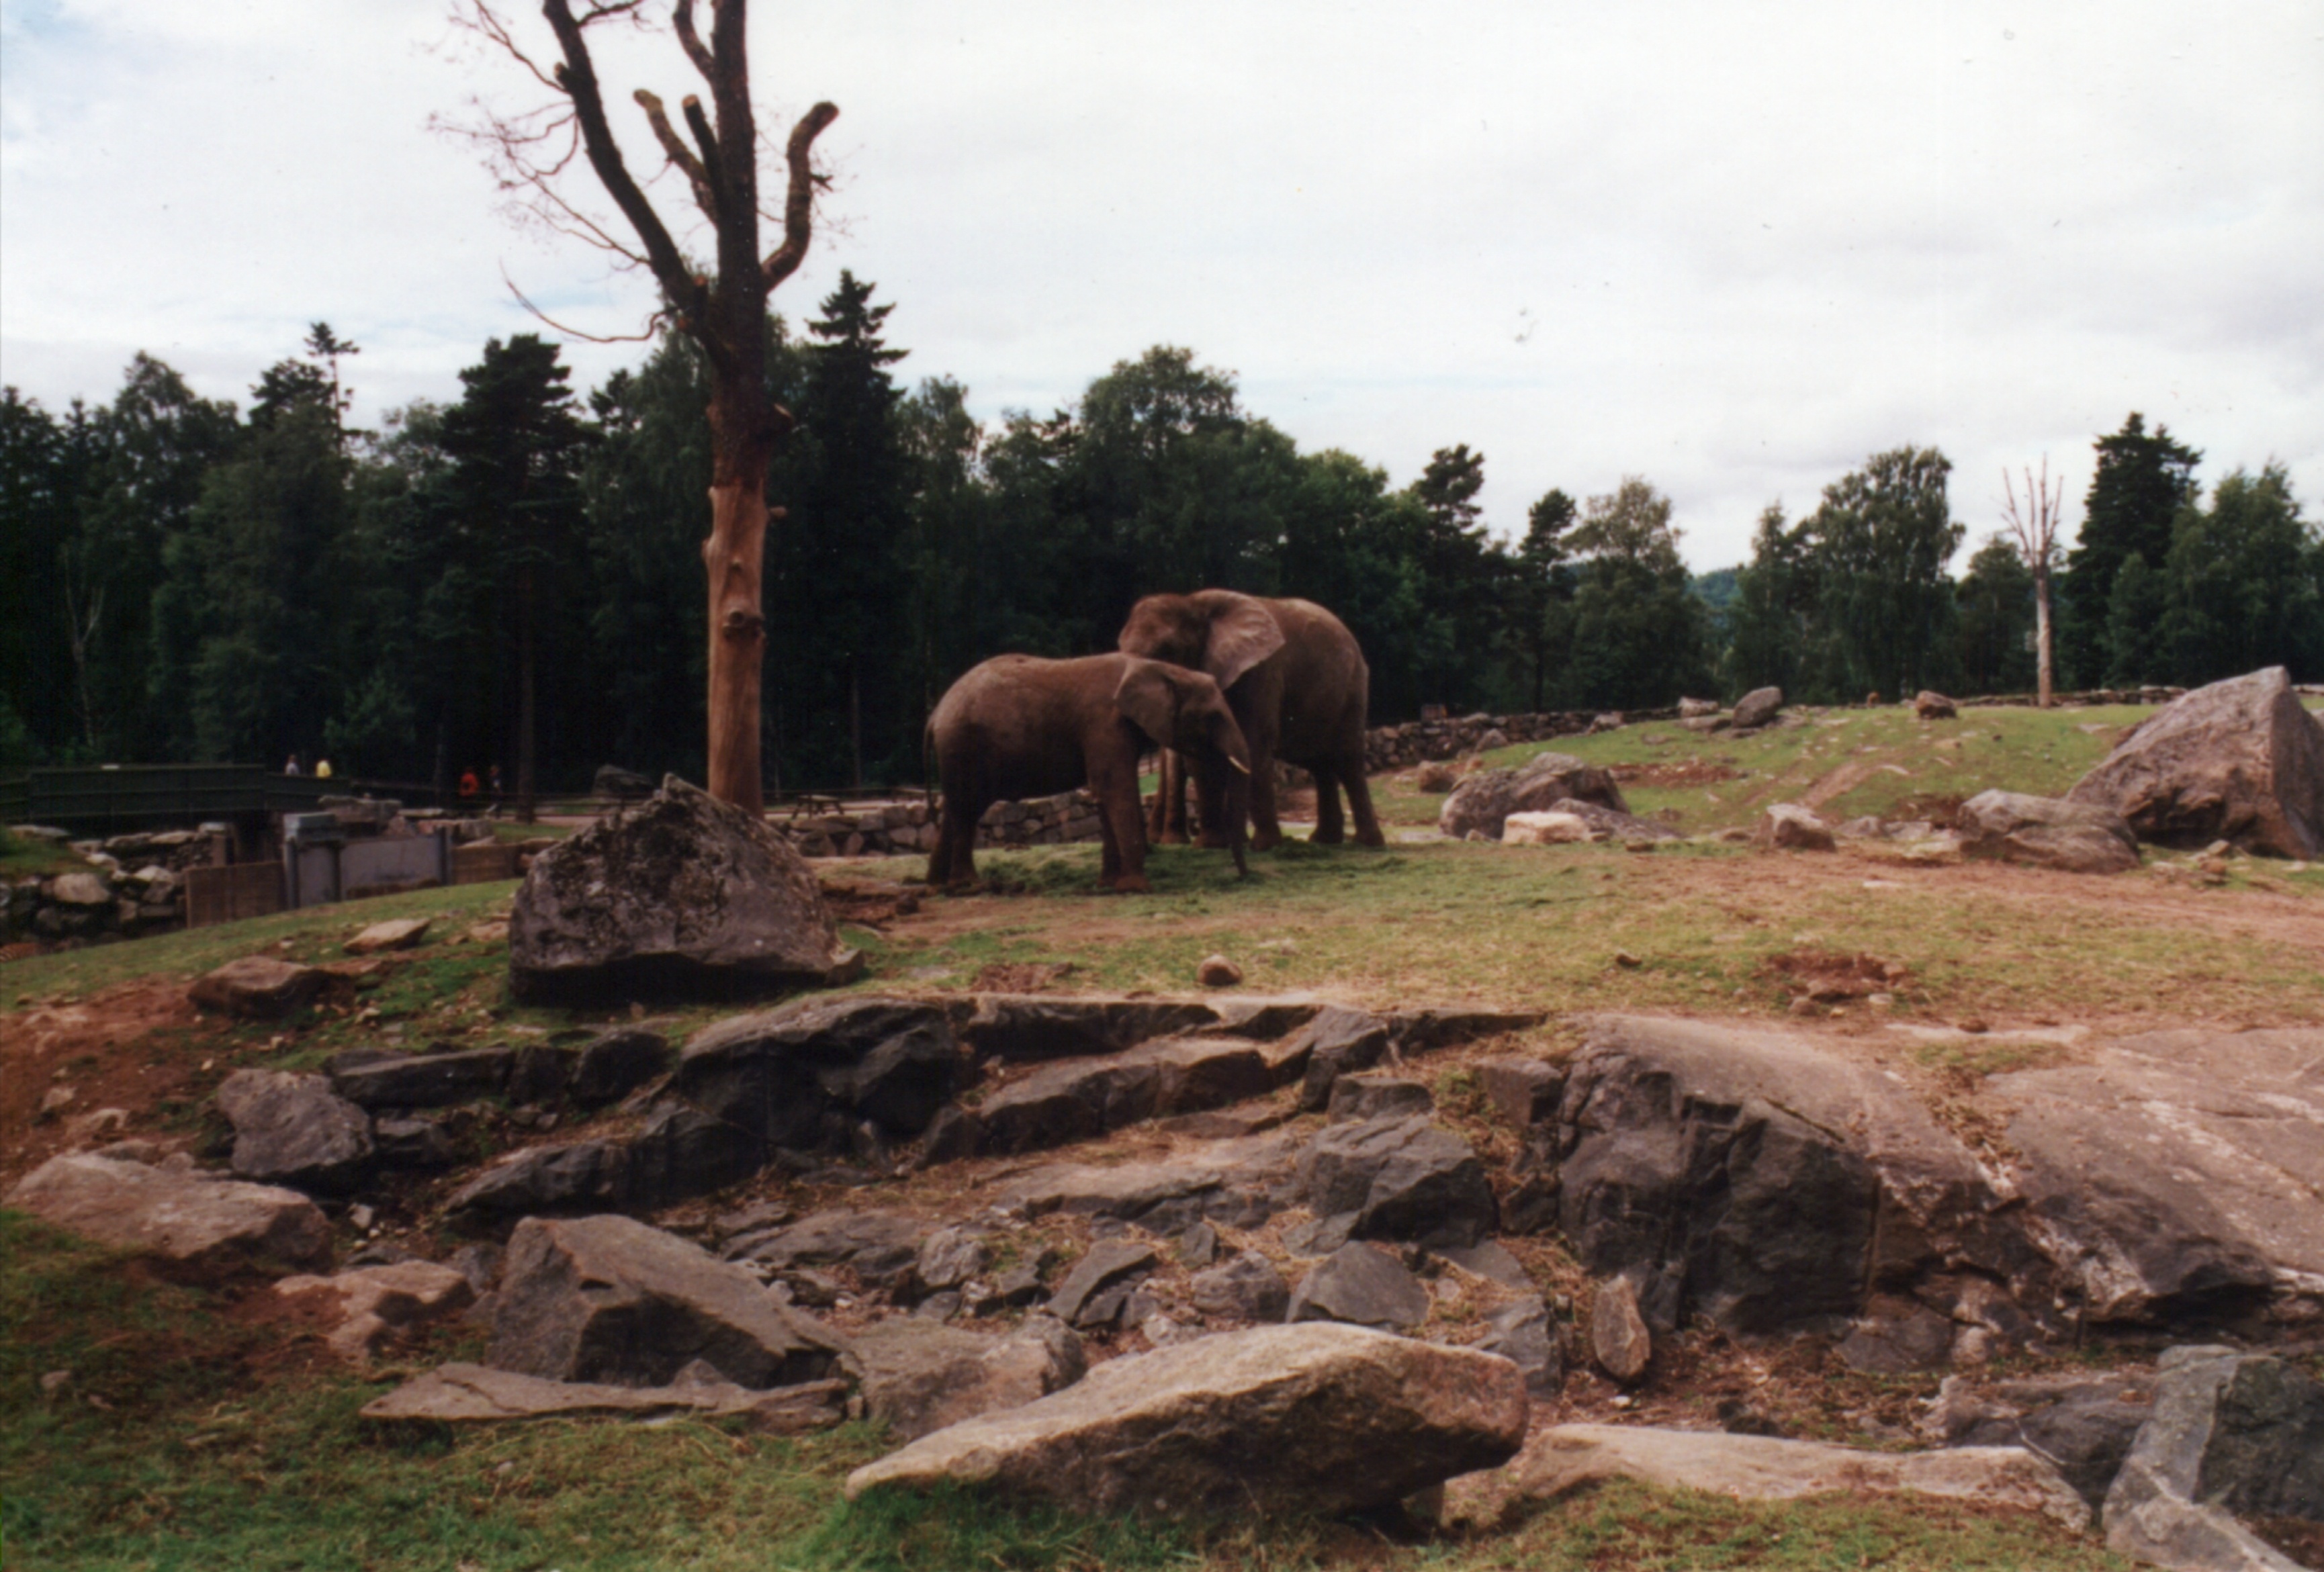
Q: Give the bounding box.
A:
[1480,1295,1563,1395]
[508,776,860,1005]
[730,1209,926,1290]
[2104,1345,2324,1571]
[487,1213,844,1389]
[958,995,1223,1062]
[570,1028,672,1107]
[2069,666,2324,858]
[674,997,958,1146]
[621,1104,764,1205]
[1295,1115,1497,1249]
[1437,752,1628,841]
[448,1141,629,1223]
[1189,1253,1291,1323]
[967,1036,1273,1157]
[373,1115,456,1171]
[1046,1240,1159,1330]
[1476,1057,1565,1127]
[1287,1243,1430,1331]
[330,1047,514,1111]
[1292,1007,1396,1112]
[1951,1379,2154,1513]
[1325,1073,1432,1124]
[213,1069,372,1193]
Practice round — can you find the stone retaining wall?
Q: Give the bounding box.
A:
[776,792,1106,860]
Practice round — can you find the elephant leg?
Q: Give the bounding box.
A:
[1310,768,1347,844]
[1150,749,1190,845]
[1093,758,1151,894]
[933,790,980,889]
[1247,755,1284,852]
[1341,753,1386,847]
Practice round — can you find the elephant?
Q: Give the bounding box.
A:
[926,652,1252,893]
[1118,591,1384,851]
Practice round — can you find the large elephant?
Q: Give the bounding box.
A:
[926,653,1251,893]
[1118,592,1384,851]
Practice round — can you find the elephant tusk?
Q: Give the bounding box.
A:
[1228,757,1251,776]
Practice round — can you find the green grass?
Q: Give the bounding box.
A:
[0,827,83,880]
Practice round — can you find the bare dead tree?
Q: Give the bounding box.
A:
[445,0,838,813]
[2001,457,2065,708]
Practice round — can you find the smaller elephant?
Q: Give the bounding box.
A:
[927,653,1251,892]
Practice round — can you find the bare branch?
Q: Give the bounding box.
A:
[682,94,725,203]
[634,89,718,222]
[671,0,718,86]
[500,266,668,343]
[762,101,841,289]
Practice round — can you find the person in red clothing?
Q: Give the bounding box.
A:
[459,768,480,800]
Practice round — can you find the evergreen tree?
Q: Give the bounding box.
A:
[2061,414,2200,684]
[1724,503,1814,699]
[2155,465,2320,683]
[1563,476,1709,707]
[1512,489,1578,711]
[1954,535,2037,695]
[0,389,91,759]
[1799,446,1963,700]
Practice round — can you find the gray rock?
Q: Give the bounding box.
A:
[447,1141,629,1223]
[620,1103,764,1205]
[1295,1115,1497,1248]
[959,995,1222,1062]
[844,1323,1528,1517]
[1190,1253,1291,1323]
[373,1115,456,1170]
[1591,1275,1652,1383]
[1753,802,1836,851]
[1045,1240,1159,1330]
[330,1047,514,1110]
[488,1213,845,1389]
[1837,1297,1957,1374]
[1292,1007,1396,1112]
[213,1069,372,1193]
[1476,1057,1564,1127]
[1480,1295,1563,1395]
[508,776,860,1005]
[1288,1243,1431,1331]
[363,1360,846,1430]
[2068,666,2324,858]
[1953,1379,2153,1512]
[1003,1134,1298,1232]
[850,1315,1085,1442]
[1732,686,1784,729]
[1958,790,2140,874]
[732,1209,926,1284]
[1325,1073,1433,1124]
[1540,797,1683,842]
[674,996,956,1146]
[2104,1345,2322,1572]
[1914,690,1958,720]
[1437,752,1629,841]
[1434,1240,1535,1289]
[5,1153,330,1275]
[188,956,324,1019]
[570,1027,671,1107]
[969,1031,1278,1156]
[913,1227,991,1294]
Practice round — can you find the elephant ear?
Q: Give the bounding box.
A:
[1201,593,1286,690]
[1114,659,1179,749]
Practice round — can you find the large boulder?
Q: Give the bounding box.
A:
[1753,802,1836,851]
[508,776,860,1005]
[844,1323,1527,1517]
[2067,666,2324,858]
[674,996,958,1148]
[850,1317,1086,1442]
[1437,752,1628,841]
[1731,686,1784,729]
[487,1214,845,1389]
[1957,790,2140,874]
[1988,1027,2324,1325]
[2104,1345,2324,1572]
[189,956,324,1019]
[5,1153,330,1275]
[213,1069,373,1193]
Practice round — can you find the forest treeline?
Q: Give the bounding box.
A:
[4,276,2319,793]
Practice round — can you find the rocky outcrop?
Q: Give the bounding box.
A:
[1286,1243,1430,1331]
[844,1323,1528,1518]
[5,1153,330,1275]
[2067,666,2324,858]
[487,1214,845,1389]
[950,1037,1273,1158]
[214,1069,373,1192]
[1294,1114,1498,1250]
[1003,1134,1300,1233]
[508,776,860,1004]
[848,1316,1085,1442]
[330,1046,515,1110]
[673,995,960,1149]
[1957,790,2140,873]
[361,1362,848,1430]
[957,995,1231,1062]
[1437,752,1627,841]
[2104,1346,2324,1572]
[189,956,324,1019]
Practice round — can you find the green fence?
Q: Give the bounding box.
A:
[0,766,433,837]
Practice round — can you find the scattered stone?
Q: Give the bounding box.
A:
[1591,1276,1652,1383]
[1434,1240,1534,1289]
[508,776,860,1005]
[45,870,113,906]
[5,1153,330,1275]
[1291,1007,1396,1112]
[849,1315,1086,1442]
[1438,752,1628,841]
[36,1086,74,1120]
[345,918,431,956]
[1678,697,1720,719]
[1196,954,1243,988]
[1288,1243,1431,1331]
[1753,802,1836,851]
[362,1361,847,1430]
[488,1214,844,1389]
[189,956,324,1019]
[1479,1295,1563,1395]
[1445,1424,2088,1534]
[1295,1115,1497,1249]
[844,1323,1528,1518]
[1957,790,2140,874]
[274,1260,474,1365]
[1731,687,1785,730]
[2068,666,2324,858]
[1325,1073,1433,1125]
[1045,1240,1159,1330]
[2104,1345,2324,1572]
[1190,1253,1292,1323]
[213,1069,373,1193]
[913,1227,990,1295]
[446,1140,628,1222]
[1502,811,1592,845]
[1914,690,1958,720]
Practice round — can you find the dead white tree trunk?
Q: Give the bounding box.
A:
[2002,459,2065,708]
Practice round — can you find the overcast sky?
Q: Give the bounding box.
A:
[4,1,2319,570]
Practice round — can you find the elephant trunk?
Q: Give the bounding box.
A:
[1226,756,1251,879]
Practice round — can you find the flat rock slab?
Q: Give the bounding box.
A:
[676,996,959,1146]
[508,775,860,1005]
[845,1323,1527,1518]
[1287,1243,1430,1331]
[1446,1424,2088,1532]
[275,1260,474,1365]
[214,1069,373,1192]
[330,1047,514,1110]
[1002,1134,1298,1232]
[958,995,1226,1062]
[967,1036,1273,1156]
[1988,1027,2324,1322]
[849,1316,1086,1442]
[362,1362,847,1430]
[5,1154,330,1275]
[345,917,431,955]
[189,956,324,1019]
[1957,790,2140,873]
[488,1213,846,1389]
[2068,665,2324,858]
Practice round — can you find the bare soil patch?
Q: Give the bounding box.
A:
[968,961,1078,992]
[1608,759,1742,788]
[1759,950,1912,1002]
[1,979,242,1185]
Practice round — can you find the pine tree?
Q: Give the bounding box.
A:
[2061,414,2200,685]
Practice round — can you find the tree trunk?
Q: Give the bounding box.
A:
[517,559,538,823]
[703,478,768,815]
[2034,568,2054,709]
[850,659,863,790]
